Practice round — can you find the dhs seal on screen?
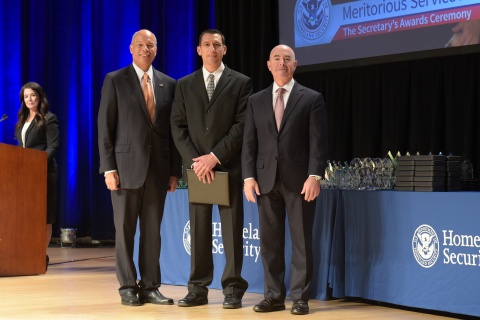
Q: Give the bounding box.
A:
[295,0,330,41]
[412,224,440,268]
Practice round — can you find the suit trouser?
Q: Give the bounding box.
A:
[257,174,316,301]
[111,164,167,295]
[187,180,248,297]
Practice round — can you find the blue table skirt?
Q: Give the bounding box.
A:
[133,188,480,317]
[329,190,480,317]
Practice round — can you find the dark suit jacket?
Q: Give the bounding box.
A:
[171,66,252,182]
[242,82,328,194]
[15,112,59,172]
[98,64,181,188]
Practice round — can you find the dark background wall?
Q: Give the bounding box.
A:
[0,0,478,239]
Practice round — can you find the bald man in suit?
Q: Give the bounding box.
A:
[171,29,251,309]
[242,45,327,315]
[98,29,181,306]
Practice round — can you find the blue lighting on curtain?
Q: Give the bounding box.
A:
[0,0,212,239]
[158,0,200,79]
[0,1,22,144]
[209,0,216,29]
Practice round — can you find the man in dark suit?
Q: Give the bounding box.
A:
[98,29,182,306]
[242,44,327,315]
[171,29,251,309]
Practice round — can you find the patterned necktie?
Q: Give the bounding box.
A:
[207,74,215,101]
[142,73,155,122]
[275,88,286,130]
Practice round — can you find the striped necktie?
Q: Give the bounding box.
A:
[207,74,215,101]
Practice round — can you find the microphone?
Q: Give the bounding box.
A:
[0,114,8,123]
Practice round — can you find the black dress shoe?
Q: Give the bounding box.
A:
[291,299,309,315]
[120,291,143,306]
[223,294,242,309]
[178,292,208,307]
[253,297,285,312]
[139,289,174,305]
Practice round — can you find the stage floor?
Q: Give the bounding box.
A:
[0,246,461,319]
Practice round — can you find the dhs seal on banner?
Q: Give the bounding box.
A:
[183,221,191,255]
[412,224,440,268]
[295,0,330,41]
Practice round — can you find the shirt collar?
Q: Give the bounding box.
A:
[202,62,225,82]
[132,63,153,83]
[273,78,295,94]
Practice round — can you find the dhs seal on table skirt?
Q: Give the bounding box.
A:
[412,224,440,268]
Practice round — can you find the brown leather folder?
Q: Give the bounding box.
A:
[186,169,230,206]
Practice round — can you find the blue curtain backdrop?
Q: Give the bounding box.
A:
[0,0,215,239]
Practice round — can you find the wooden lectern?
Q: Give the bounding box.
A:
[0,143,47,276]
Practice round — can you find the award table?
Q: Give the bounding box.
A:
[134,188,480,317]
